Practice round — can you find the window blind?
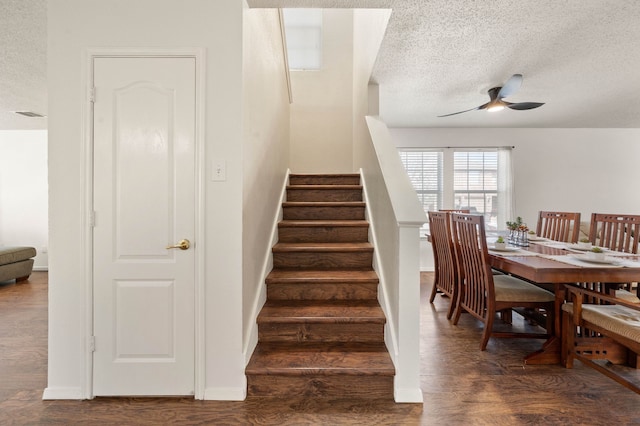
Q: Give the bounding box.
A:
[399,147,512,231]
[398,150,443,214]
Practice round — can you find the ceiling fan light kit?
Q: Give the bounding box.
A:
[438,74,544,117]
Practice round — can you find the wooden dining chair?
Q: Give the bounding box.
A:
[428,211,459,319]
[588,213,640,254]
[588,213,640,297]
[439,209,470,214]
[450,213,555,350]
[536,211,581,243]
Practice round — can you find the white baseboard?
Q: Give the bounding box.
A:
[33,266,48,272]
[394,387,424,403]
[203,384,247,401]
[42,386,84,400]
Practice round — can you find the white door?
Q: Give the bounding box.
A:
[92,57,196,396]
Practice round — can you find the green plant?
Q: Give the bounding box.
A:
[496,236,505,243]
[579,237,591,243]
[591,246,603,253]
[506,216,524,231]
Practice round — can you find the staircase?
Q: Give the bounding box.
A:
[245,173,395,399]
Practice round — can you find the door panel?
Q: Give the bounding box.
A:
[93,57,196,396]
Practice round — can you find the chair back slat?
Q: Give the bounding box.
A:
[450,213,494,322]
[589,213,640,254]
[536,211,581,243]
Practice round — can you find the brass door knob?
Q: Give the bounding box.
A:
[166,239,190,250]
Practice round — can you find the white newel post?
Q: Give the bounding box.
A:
[395,224,423,403]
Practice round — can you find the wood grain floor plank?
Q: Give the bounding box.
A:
[2,272,640,424]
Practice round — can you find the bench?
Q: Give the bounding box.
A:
[0,247,36,283]
[562,286,640,394]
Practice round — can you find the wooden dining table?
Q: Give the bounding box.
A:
[488,241,640,365]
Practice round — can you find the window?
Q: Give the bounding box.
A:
[399,147,513,230]
[282,9,322,70]
[398,150,442,213]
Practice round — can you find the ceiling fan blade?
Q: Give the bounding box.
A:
[506,101,544,110]
[437,102,488,117]
[497,74,523,99]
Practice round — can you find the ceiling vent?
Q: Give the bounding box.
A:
[13,111,46,118]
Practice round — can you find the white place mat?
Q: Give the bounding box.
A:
[616,259,640,268]
[561,245,639,257]
[604,251,639,258]
[539,254,624,268]
[532,241,567,249]
[488,249,540,257]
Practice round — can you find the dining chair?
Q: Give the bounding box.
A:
[450,213,555,350]
[536,211,581,243]
[588,213,640,254]
[588,213,640,297]
[428,211,459,319]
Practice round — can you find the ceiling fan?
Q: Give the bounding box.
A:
[438,74,544,117]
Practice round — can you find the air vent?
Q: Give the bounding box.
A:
[13,111,46,118]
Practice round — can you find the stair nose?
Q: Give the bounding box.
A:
[258,300,385,322]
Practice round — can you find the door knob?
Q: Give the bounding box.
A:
[166,239,190,250]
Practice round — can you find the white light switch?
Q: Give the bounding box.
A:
[212,159,226,181]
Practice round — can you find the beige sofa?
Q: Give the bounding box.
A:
[0,247,36,283]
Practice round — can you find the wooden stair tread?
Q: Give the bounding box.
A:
[278,220,369,227]
[258,301,385,323]
[266,269,378,283]
[273,242,373,252]
[289,173,360,178]
[287,185,363,190]
[282,201,365,207]
[246,343,395,376]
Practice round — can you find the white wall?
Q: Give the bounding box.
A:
[391,128,640,270]
[47,0,247,400]
[0,130,48,270]
[242,9,290,359]
[289,9,354,173]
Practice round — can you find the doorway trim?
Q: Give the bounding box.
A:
[81,48,206,400]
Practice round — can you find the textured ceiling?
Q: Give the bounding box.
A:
[0,0,46,130]
[3,1,640,129]
[253,0,640,128]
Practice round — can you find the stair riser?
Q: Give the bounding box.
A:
[273,252,373,269]
[283,206,365,221]
[247,375,394,399]
[278,226,368,243]
[258,323,384,343]
[289,176,360,186]
[287,189,362,202]
[267,283,378,301]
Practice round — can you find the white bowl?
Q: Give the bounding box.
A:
[577,241,593,250]
[586,251,605,261]
[494,242,507,250]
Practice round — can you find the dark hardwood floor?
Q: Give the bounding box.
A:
[1,271,639,425]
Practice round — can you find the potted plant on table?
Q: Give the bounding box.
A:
[587,246,606,261]
[494,236,507,250]
[578,237,592,250]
